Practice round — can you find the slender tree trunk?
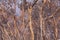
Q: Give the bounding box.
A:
[28,6,34,40]
[21,3,25,40]
[39,7,43,40]
[53,17,58,40]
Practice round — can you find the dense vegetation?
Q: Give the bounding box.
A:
[0,0,60,40]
